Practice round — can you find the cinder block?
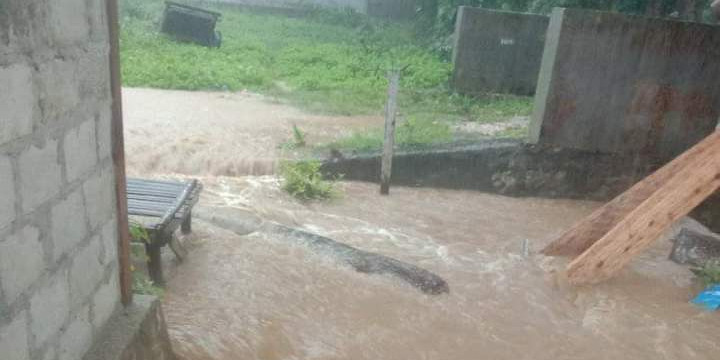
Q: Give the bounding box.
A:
[0,311,30,360]
[100,219,117,266]
[95,108,112,160]
[49,0,88,45]
[0,155,15,228]
[82,166,115,230]
[78,46,111,99]
[30,271,70,347]
[58,307,92,360]
[64,120,98,182]
[69,239,104,306]
[51,189,88,261]
[0,227,44,304]
[38,59,80,122]
[19,140,62,213]
[0,64,34,146]
[91,274,120,330]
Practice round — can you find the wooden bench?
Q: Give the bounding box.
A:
[127,178,202,285]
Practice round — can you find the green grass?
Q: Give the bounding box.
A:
[119,0,533,150]
[325,115,453,152]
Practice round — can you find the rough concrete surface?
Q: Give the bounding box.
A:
[530,8,720,161]
[83,295,176,360]
[0,0,121,359]
[452,7,548,96]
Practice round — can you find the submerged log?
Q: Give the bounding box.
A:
[263,223,449,295]
[196,206,449,295]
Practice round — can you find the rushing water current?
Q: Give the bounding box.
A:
[158,176,720,360]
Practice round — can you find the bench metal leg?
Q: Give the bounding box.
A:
[145,242,165,286]
[181,211,192,234]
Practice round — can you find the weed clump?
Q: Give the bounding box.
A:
[692,260,720,287]
[280,160,340,201]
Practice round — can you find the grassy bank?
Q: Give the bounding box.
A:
[119,0,532,150]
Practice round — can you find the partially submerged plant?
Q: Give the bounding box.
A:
[280,160,340,201]
[691,260,720,287]
[129,221,151,244]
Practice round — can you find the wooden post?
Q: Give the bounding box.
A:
[107,0,133,306]
[380,71,400,195]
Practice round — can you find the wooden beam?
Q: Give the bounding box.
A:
[566,135,720,285]
[542,131,720,257]
[106,0,133,306]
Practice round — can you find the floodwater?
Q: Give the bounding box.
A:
[123,88,720,360]
[161,177,720,360]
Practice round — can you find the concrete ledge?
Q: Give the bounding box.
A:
[83,295,176,360]
[321,139,655,201]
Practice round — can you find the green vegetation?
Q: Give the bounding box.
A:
[119,0,534,152]
[128,222,164,295]
[280,160,340,200]
[326,116,453,152]
[692,260,720,287]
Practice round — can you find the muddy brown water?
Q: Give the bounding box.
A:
[160,177,719,360]
[124,89,719,360]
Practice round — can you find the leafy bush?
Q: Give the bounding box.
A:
[692,260,720,287]
[280,160,340,200]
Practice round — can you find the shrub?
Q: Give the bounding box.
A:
[691,260,720,287]
[280,160,340,200]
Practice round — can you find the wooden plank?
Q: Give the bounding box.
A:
[380,71,400,195]
[107,0,132,306]
[542,131,720,257]
[566,137,720,285]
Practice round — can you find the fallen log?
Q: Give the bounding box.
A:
[196,206,450,295]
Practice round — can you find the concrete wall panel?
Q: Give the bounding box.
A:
[530,8,720,161]
[452,7,549,96]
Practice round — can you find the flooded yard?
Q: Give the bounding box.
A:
[124,88,720,360]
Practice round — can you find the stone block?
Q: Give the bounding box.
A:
[91,274,120,330]
[82,166,115,230]
[30,271,70,347]
[0,155,15,228]
[38,59,80,122]
[69,237,104,306]
[452,7,548,96]
[58,307,93,360]
[100,219,118,267]
[64,120,98,182]
[0,226,44,304]
[0,311,31,360]
[51,189,88,261]
[18,140,62,213]
[49,0,88,45]
[0,64,34,146]
[530,8,720,161]
[96,108,112,160]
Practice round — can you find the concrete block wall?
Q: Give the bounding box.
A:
[530,8,720,161]
[0,1,120,360]
[451,7,548,96]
